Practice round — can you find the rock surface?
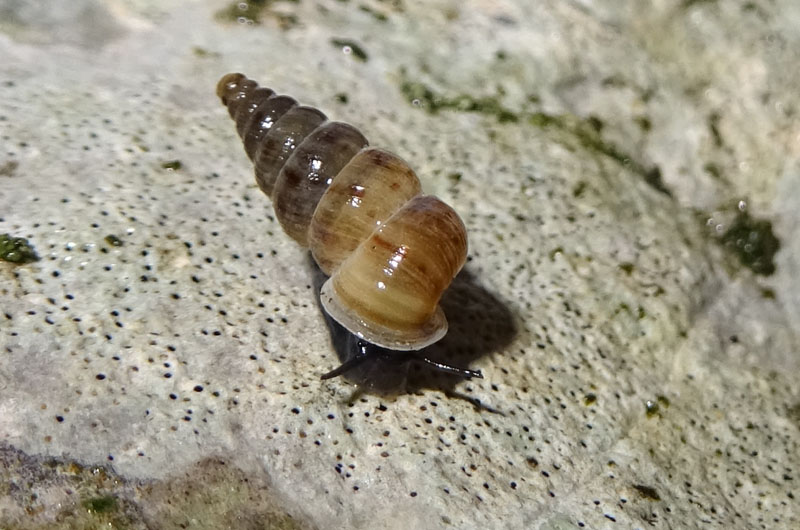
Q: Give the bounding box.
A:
[1,0,798,528]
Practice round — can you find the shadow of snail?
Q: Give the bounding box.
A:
[217,73,516,384]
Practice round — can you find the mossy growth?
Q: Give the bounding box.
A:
[618,262,635,275]
[104,235,123,247]
[192,46,220,58]
[645,399,660,417]
[216,0,270,23]
[529,112,670,196]
[3,452,308,529]
[548,246,564,261]
[645,396,670,417]
[161,160,183,170]
[447,172,462,184]
[131,135,150,152]
[682,0,719,10]
[788,402,800,426]
[719,211,780,276]
[0,233,39,264]
[396,75,669,193]
[330,38,369,62]
[215,0,300,28]
[703,162,723,180]
[358,4,388,22]
[399,80,519,123]
[82,495,117,514]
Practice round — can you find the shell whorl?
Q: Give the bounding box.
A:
[217,73,468,350]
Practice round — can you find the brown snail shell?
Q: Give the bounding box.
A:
[216,73,468,351]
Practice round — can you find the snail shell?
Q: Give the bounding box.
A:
[217,73,467,351]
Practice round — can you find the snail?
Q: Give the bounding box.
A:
[216,73,482,380]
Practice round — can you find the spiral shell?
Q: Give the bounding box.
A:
[217,73,468,351]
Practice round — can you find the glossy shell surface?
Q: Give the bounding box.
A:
[217,73,468,350]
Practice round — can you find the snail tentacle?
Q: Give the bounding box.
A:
[319,340,373,380]
[415,356,483,379]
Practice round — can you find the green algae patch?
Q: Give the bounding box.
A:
[0,446,313,530]
[448,172,462,184]
[788,402,800,427]
[548,246,564,261]
[396,76,669,192]
[330,38,369,62]
[528,112,559,128]
[528,112,670,196]
[703,162,723,181]
[104,234,123,247]
[400,80,519,123]
[719,211,780,276]
[682,0,718,9]
[645,395,670,418]
[618,262,635,275]
[572,181,587,198]
[0,456,140,529]
[192,46,220,58]
[215,0,300,28]
[131,135,150,152]
[358,4,388,22]
[82,495,117,514]
[216,0,271,23]
[160,160,182,170]
[645,399,661,417]
[0,234,39,264]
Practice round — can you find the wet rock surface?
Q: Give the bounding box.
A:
[1,1,798,528]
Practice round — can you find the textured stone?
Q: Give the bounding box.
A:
[1,0,798,528]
